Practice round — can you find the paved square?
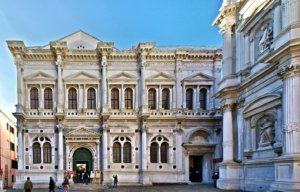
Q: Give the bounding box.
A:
[6,183,242,192]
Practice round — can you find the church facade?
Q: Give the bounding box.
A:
[213,0,300,191]
[7,31,222,188]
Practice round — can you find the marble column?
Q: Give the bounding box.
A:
[282,0,300,28]
[56,54,64,113]
[17,121,23,171]
[140,54,147,112]
[281,65,300,153]
[96,142,100,170]
[273,0,282,37]
[244,35,250,66]
[15,54,24,113]
[222,25,233,77]
[182,83,186,108]
[222,104,234,161]
[141,127,147,170]
[121,84,124,109]
[159,85,162,109]
[57,125,64,170]
[102,125,108,170]
[172,86,176,109]
[101,55,108,113]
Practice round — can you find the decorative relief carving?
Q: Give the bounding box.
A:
[258,25,273,54]
[257,115,275,148]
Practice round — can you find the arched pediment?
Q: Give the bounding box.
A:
[243,93,281,118]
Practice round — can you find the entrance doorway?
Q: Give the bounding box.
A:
[189,156,202,182]
[73,148,93,183]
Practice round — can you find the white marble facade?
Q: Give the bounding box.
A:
[7,31,222,188]
[213,0,300,191]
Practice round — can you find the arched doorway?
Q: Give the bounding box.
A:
[73,148,93,183]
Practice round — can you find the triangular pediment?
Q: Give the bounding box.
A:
[66,127,100,137]
[108,72,137,82]
[64,71,98,81]
[183,72,214,82]
[43,30,102,50]
[146,72,176,82]
[24,71,56,81]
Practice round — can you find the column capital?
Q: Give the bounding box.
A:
[101,55,108,67]
[278,64,300,79]
[56,124,64,131]
[55,53,62,67]
[221,104,234,112]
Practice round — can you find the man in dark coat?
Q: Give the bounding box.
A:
[49,177,55,192]
[113,175,118,188]
[24,177,33,192]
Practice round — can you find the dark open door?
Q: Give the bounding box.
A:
[189,156,202,182]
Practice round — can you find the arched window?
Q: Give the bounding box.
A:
[44,88,53,109]
[123,142,132,163]
[43,142,52,163]
[160,142,169,163]
[33,143,41,164]
[186,88,193,110]
[150,142,159,163]
[162,88,170,109]
[30,88,39,109]
[199,88,207,110]
[87,88,96,109]
[148,88,156,110]
[125,88,133,109]
[68,88,77,109]
[111,88,119,109]
[113,142,121,163]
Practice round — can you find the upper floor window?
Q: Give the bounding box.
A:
[186,88,193,110]
[68,88,77,109]
[148,88,156,110]
[30,87,39,109]
[44,88,53,109]
[150,136,169,163]
[162,88,170,110]
[87,88,96,109]
[199,88,207,110]
[125,88,133,109]
[111,88,119,109]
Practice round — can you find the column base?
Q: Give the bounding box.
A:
[56,170,65,186]
[139,171,152,186]
[13,170,26,189]
[270,154,300,191]
[217,161,241,190]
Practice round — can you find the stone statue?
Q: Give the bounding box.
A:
[257,116,275,147]
[258,25,273,53]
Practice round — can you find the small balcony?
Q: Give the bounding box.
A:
[27,109,54,117]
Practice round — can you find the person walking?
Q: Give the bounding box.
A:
[24,177,33,192]
[113,175,118,188]
[63,176,70,192]
[49,177,55,192]
[83,171,89,185]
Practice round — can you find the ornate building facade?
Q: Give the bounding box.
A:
[213,0,300,191]
[7,31,222,188]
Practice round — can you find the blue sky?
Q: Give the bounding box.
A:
[0,0,222,120]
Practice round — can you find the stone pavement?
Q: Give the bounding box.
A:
[5,183,242,192]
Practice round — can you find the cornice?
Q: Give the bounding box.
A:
[212,3,241,26]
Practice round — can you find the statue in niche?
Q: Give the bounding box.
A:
[258,25,273,54]
[257,116,275,147]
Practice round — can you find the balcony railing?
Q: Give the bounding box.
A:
[27,109,54,117]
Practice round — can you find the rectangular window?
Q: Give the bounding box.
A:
[11,160,17,169]
[10,127,14,134]
[10,143,15,151]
